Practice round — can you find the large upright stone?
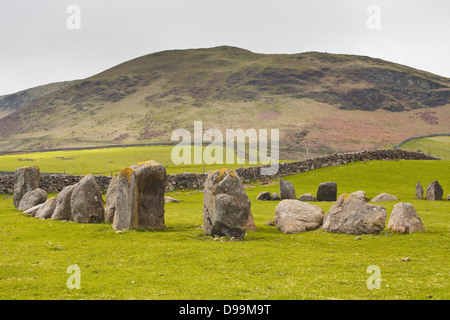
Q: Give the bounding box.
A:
[203,169,251,239]
[70,174,105,223]
[387,202,426,234]
[17,188,47,211]
[13,166,40,209]
[113,161,166,230]
[51,185,75,221]
[274,199,324,234]
[279,179,296,199]
[317,182,337,201]
[425,180,443,200]
[104,175,118,223]
[415,181,424,200]
[323,194,387,234]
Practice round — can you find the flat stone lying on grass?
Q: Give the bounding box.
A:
[371,192,398,202]
[23,203,45,217]
[298,193,317,201]
[113,161,166,230]
[256,191,272,201]
[164,196,180,203]
[387,202,425,234]
[203,169,252,239]
[316,182,337,201]
[425,180,443,200]
[274,199,324,234]
[323,194,387,234]
[17,188,47,211]
[35,197,57,220]
[13,165,40,209]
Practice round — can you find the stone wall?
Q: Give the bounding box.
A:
[0,149,439,195]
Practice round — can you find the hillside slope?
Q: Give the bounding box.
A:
[0,46,449,158]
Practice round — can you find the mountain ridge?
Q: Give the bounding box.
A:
[0,46,449,158]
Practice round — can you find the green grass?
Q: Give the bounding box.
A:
[399,136,450,160]
[0,159,449,300]
[0,145,277,176]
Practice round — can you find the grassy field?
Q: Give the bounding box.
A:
[398,136,450,160]
[0,145,275,176]
[0,159,448,300]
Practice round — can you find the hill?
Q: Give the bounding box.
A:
[0,46,449,159]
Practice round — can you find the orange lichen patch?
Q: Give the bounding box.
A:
[19,165,39,170]
[120,167,134,182]
[343,193,350,200]
[135,160,161,167]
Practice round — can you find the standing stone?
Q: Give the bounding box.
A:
[35,197,57,220]
[203,169,251,239]
[51,185,75,221]
[317,182,337,201]
[113,161,166,230]
[415,181,424,200]
[323,194,387,234]
[104,175,118,223]
[274,199,324,234]
[279,179,296,199]
[70,174,105,223]
[387,202,426,234]
[17,188,47,211]
[246,210,257,231]
[425,181,443,200]
[13,166,40,209]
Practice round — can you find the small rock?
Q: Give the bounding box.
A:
[371,193,398,202]
[401,257,411,262]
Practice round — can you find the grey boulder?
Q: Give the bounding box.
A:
[17,188,47,211]
[274,199,324,234]
[387,202,425,234]
[323,194,387,234]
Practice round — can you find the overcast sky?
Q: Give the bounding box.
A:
[0,0,449,96]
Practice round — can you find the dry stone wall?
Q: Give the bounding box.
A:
[0,149,440,195]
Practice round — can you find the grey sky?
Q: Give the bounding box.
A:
[0,0,449,96]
